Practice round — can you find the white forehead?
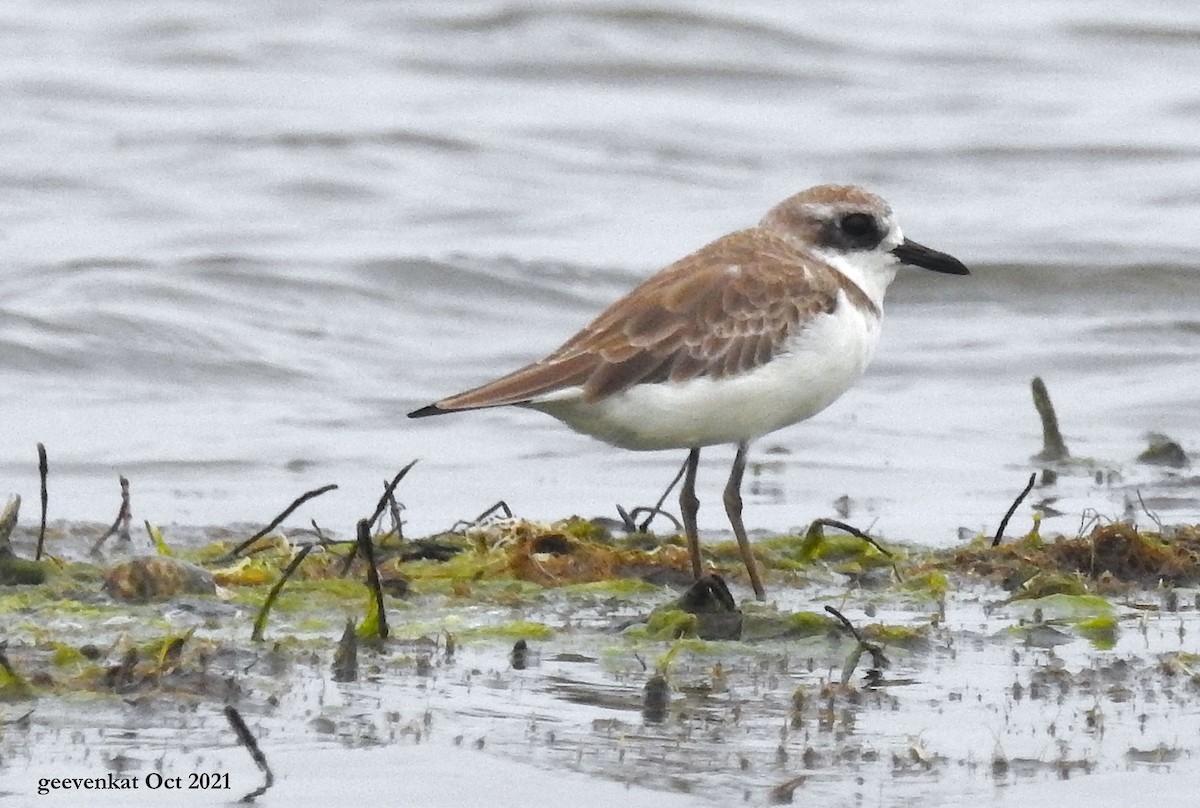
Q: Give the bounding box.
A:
[799,200,891,221]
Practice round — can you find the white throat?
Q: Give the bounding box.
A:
[812,244,900,313]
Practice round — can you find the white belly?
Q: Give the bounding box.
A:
[528,299,882,450]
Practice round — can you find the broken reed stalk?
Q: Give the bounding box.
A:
[1136,490,1164,531]
[251,543,315,642]
[1031,377,1070,461]
[338,460,419,576]
[992,472,1038,547]
[36,443,48,561]
[222,484,338,561]
[386,483,404,541]
[368,458,419,530]
[812,518,903,583]
[614,505,637,533]
[825,605,888,684]
[224,705,274,802]
[331,618,358,682]
[309,519,328,542]
[824,605,865,644]
[447,499,513,534]
[624,504,681,528]
[357,518,389,640]
[118,476,131,540]
[91,476,133,554]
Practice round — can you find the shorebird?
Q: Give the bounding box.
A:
[409,185,968,600]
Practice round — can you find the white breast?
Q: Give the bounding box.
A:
[528,291,883,451]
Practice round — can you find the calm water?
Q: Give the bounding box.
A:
[2,0,1200,547]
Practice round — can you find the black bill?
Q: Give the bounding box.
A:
[891,238,970,275]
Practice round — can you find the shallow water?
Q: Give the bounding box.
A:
[6,565,1200,808]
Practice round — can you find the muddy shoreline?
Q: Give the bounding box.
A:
[4,509,1200,807]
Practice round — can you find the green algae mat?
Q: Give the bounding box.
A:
[5,502,1200,806]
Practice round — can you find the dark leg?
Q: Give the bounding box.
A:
[724,442,765,600]
[680,448,702,579]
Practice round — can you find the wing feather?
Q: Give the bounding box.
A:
[419,228,866,415]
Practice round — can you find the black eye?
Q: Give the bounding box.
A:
[839,213,876,239]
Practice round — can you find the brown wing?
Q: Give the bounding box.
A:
[410,228,853,416]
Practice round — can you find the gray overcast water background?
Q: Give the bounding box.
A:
[3,0,1200,545]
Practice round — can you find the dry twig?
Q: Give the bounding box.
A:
[636,456,689,533]
[825,605,888,684]
[222,484,338,561]
[339,460,419,575]
[36,443,48,560]
[367,459,419,530]
[225,705,273,802]
[622,506,683,532]
[90,476,133,554]
[992,473,1038,547]
[449,499,513,533]
[812,518,901,583]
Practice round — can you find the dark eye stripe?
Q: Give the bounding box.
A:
[819,212,883,250]
[840,213,875,238]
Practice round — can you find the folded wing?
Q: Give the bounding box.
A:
[409,229,850,416]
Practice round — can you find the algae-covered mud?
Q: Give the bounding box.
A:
[5,503,1200,807]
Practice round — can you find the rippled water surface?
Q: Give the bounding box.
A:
[5,0,1200,545]
[4,1,1200,804]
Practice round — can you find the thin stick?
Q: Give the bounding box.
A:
[339,460,419,575]
[117,476,131,541]
[1136,489,1163,532]
[615,504,637,533]
[449,500,513,533]
[367,459,419,530]
[222,484,338,561]
[813,519,892,558]
[824,605,865,643]
[638,456,689,533]
[224,705,274,802]
[386,482,404,540]
[357,518,389,640]
[825,605,888,681]
[91,476,133,554]
[627,506,683,532]
[35,443,47,560]
[992,473,1038,547]
[251,544,315,642]
[812,518,902,583]
[309,519,330,543]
